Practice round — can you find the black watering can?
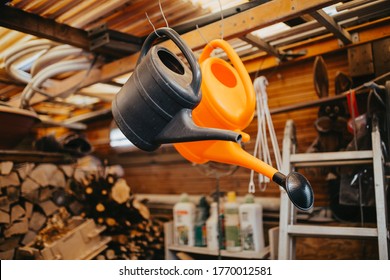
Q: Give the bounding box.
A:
[112,27,241,152]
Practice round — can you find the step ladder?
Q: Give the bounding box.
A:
[278,119,389,259]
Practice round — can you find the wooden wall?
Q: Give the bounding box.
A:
[88,49,351,207]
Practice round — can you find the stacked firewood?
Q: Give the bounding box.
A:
[0,157,164,260]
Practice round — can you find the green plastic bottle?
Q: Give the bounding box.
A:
[224,191,242,252]
[194,196,210,247]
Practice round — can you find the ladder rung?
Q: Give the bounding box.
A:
[287,225,378,238]
[290,150,373,167]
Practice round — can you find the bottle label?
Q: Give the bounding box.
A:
[225,211,239,226]
[241,224,255,250]
[176,225,189,245]
[225,226,241,247]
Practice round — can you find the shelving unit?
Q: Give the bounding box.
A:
[164,222,270,260]
[278,119,389,259]
[0,150,76,164]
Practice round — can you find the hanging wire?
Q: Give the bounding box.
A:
[145,12,161,38]
[196,24,215,51]
[218,0,224,40]
[159,0,169,28]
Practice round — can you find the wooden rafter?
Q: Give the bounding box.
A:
[310,9,352,45]
[241,33,283,59]
[243,16,390,73]
[51,0,340,91]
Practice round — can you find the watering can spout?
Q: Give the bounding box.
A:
[175,140,314,211]
[156,109,242,144]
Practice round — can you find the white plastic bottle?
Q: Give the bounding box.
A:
[239,194,264,252]
[224,191,241,252]
[206,202,219,250]
[173,193,195,246]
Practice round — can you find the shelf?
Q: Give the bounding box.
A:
[287,225,378,238]
[290,150,373,167]
[0,150,77,164]
[164,222,270,260]
[168,244,269,260]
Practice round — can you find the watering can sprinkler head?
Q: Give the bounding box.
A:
[273,171,314,211]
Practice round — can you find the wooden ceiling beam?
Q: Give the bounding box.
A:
[0,4,143,58]
[243,17,390,74]
[310,9,352,45]
[242,33,284,60]
[62,0,340,89]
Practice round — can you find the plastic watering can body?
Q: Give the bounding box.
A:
[111,28,241,152]
[174,39,259,166]
[174,39,314,211]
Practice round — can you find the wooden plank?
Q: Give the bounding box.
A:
[310,10,352,45]
[244,17,390,73]
[288,225,378,238]
[55,0,339,88]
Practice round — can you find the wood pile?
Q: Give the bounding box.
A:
[0,157,165,260]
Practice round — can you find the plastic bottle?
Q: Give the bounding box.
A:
[194,196,209,247]
[206,202,219,250]
[224,191,241,252]
[173,193,195,246]
[239,194,264,252]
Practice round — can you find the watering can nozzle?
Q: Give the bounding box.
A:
[156,108,242,144]
[272,171,314,211]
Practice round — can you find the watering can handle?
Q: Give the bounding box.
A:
[199,39,255,109]
[136,27,201,94]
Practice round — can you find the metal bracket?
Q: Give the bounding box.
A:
[278,49,308,62]
[338,32,359,47]
[87,23,110,51]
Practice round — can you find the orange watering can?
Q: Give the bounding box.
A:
[174,39,314,211]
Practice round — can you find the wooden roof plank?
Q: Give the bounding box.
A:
[310,9,352,45]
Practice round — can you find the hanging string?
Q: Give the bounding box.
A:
[159,0,169,28]
[218,0,224,40]
[145,12,161,38]
[196,24,215,51]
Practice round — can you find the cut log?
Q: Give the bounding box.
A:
[4,217,28,238]
[39,200,58,216]
[21,178,40,196]
[131,198,150,220]
[0,172,20,187]
[0,195,10,212]
[50,168,66,188]
[27,164,65,188]
[111,178,130,204]
[11,204,25,223]
[39,187,54,202]
[59,165,74,178]
[29,211,47,232]
[25,201,33,219]
[16,163,35,180]
[0,161,13,175]
[6,186,20,203]
[0,209,10,224]
[21,230,37,246]
[106,165,124,178]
